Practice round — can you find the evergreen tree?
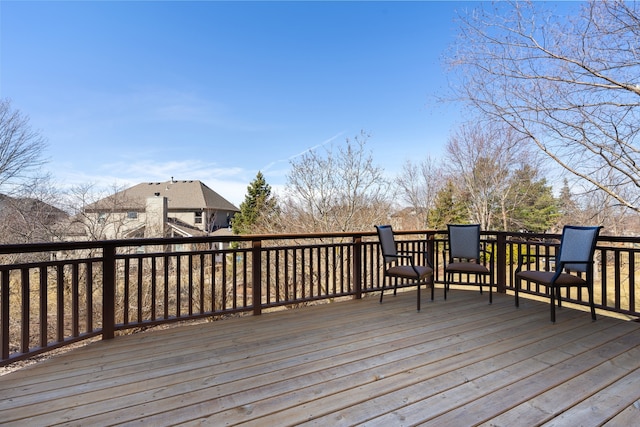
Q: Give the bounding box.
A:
[428,180,468,230]
[557,179,580,225]
[232,172,279,235]
[508,167,559,233]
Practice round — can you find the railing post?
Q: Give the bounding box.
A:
[496,232,507,293]
[353,235,363,300]
[102,243,116,340]
[252,239,262,315]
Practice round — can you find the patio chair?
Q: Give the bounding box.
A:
[375,225,434,311]
[515,225,602,323]
[443,224,494,303]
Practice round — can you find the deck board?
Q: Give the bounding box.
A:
[1,289,639,426]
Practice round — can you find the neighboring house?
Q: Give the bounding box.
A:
[0,193,69,244]
[68,179,239,242]
[390,207,430,231]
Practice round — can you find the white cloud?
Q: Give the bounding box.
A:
[262,131,345,173]
[52,159,253,207]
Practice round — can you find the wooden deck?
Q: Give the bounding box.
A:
[1,289,640,426]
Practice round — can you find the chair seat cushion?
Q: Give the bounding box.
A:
[445,262,489,274]
[516,270,587,286]
[387,265,433,280]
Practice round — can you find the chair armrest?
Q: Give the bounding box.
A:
[385,253,415,266]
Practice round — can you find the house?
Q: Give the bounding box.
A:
[70,179,239,241]
[390,206,430,231]
[0,194,69,239]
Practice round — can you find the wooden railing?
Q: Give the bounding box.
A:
[1,230,638,366]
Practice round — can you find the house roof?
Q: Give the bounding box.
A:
[0,193,68,219]
[85,180,239,212]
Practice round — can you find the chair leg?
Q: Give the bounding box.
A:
[417,282,421,312]
[557,291,562,308]
[444,273,449,300]
[515,278,520,308]
[380,286,384,303]
[480,274,491,304]
[588,285,596,321]
[550,286,556,323]
[488,276,493,304]
[430,279,434,301]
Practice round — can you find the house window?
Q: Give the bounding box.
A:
[194,211,202,224]
[98,213,106,224]
[127,211,138,219]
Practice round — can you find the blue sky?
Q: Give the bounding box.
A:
[2,1,475,206]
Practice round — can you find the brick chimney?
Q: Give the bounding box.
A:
[145,195,167,238]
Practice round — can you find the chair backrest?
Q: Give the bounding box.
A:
[448,224,480,260]
[558,225,602,273]
[375,225,397,264]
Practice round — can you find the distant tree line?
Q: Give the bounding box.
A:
[234,126,611,236]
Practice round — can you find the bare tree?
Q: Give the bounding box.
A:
[0,99,59,251]
[60,182,135,241]
[444,121,544,231]
[0,99,47,191]
[281,131,392,233]
[448,0,640,212]
[564,177,632,235]
[395,156,444,229]
[0,175,67,245]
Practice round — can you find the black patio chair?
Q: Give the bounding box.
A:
[375,225,434,311]
[515,225,602,323]
[443,224,494,303]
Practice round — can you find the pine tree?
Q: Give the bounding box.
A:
[558,179,580,222]
[232,171,279,235]
[428,180,468,230]
[508,168,559,233]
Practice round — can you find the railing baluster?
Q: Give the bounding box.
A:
[151,256,157,321]
[176,255,181,318]
[353,235,362,299]
[199,253,205,315]
[39,266,47,348]
[600,248,608,306]
[21,268,30,353]
[233,250,239,309]
[163,255,169,319]
[630,251,636,314]
[214,251,218,310]
[1,269,9,360]
[86,262,93,333]
[284,249,290,301]
[615,249,622,310]
[123,258,130,325]
[72,263,79,337]
[137,258,143,323]
[188,254,194,316]
[264,250,270,306]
